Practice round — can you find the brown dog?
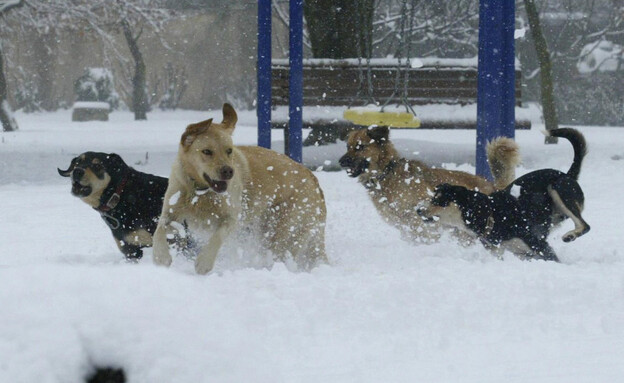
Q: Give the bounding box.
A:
[338,126,520,243]
[153,103,327,274]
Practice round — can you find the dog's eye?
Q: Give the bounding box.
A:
[202,149,213,156]
[226,148,233,155]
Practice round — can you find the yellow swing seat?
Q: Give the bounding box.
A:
[343,108,421,128]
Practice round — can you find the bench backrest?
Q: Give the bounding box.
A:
[271,58,522,107]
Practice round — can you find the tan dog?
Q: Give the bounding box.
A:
[153,103,327,274]
[338,126,520,243]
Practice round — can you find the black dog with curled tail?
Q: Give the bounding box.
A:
[58,152,168,260]
[418,128,590,262]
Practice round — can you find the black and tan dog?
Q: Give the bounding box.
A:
[418,128,590,261]
[339,125,520,243]
[58,152,168,260]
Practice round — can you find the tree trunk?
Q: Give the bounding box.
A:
[122,20,148,120]
[304,0,374,59]
[524,0,558,144]
[34,32,58,111]
[0,45,18,132]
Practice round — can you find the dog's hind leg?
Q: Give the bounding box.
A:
[264,204,326,270]
[521,234,559,262]
[547,183,590,242]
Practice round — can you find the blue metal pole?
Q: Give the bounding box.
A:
[257,0,272,149]
[476,0,516,179]
[288,0,303,163]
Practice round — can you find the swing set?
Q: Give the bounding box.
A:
[257,0,518,180]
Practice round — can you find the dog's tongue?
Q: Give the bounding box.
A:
[203,173,228,193]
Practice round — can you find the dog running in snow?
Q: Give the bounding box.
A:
[418,128,589,261]
[338,125,520,243]
[152,103,327,274]
[58,152,168,260]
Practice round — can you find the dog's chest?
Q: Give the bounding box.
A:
[368,175,429,223]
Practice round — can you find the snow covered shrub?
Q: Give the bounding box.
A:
[74,68,120,110]
[556,73,624,126]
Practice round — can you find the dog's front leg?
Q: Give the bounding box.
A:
[195,217,235,275]
[152,220,173,267]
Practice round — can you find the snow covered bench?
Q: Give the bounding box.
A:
[71,101,110,122]
[271,58,531,145]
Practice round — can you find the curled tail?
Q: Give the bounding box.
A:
[546,128,587,180]
[487,137,521,189]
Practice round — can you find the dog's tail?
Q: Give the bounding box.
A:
[487,137,521,189]
[545,128,587,180]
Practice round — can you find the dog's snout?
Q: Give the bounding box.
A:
[219,166,234,180]
[72,167,85,181]
[339,154,351,168]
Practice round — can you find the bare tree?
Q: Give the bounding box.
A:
[106,0,173,120]
[373,0,479,58]
[524,0,559,143]
[0,0,174,130]
[0,0,24,131]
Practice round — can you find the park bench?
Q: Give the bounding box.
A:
[271,58,531,145]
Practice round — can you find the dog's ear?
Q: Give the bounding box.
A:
[367,126,389,144]
[104,153,126,175]
[58,157,79,177]
[106,153,123,163]
[221,103,238,135]
[339,127,355,141]
[181,119,213,148]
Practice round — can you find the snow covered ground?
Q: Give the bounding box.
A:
[1,109,623,382]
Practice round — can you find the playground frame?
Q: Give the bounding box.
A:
[257,0,516,179]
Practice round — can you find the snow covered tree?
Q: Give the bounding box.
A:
[517,0,624,126]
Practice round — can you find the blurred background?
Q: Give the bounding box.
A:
[1,0,622,127]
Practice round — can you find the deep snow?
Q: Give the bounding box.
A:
[1,109,623,382]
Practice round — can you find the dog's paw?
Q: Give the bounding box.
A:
[152,245,173,267]
[194,256,214,275]
[562,230,582,243]
[562,233,576,243]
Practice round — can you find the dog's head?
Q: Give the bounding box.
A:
[178,103,238,193]
[417,183,465,227]
[339,126,391,177]
[58,152,126,206]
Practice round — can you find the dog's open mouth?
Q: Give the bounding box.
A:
[345,162,368,178]
[203,173,228,193]
[71,182,92,197]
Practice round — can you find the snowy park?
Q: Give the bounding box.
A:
[1,109,624,382]
[1,0,624,382]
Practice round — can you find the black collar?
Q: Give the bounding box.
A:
[94,172,130,213]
